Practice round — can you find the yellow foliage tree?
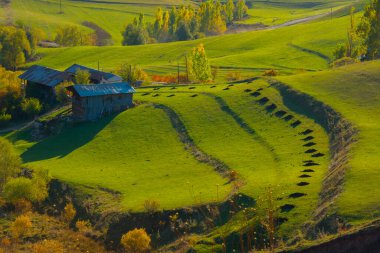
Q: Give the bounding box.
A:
[11,214,32,239]
[120,228,151,253]
[63,202,76,225]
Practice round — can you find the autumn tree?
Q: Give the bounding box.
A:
[75,69,91,84]
[0,26,31,70]
[63,202,76,226]
[0,137,21,189]
[120,228,151,253]
[189,44,212,82]
[11,214,32,239]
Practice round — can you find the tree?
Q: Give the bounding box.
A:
[21,98,42,118]
[176,21,192,41]
[120,228,151,253]
[357,0,380,59]
[55,25,91,47]
[75,69,90,84]
[0,137,21,189]
[63,202,76,225]
[189,44,212,82]
[236,0,248,21]
[0,26,31,70]
[333,43,347,60]
[55,81,72,105]
[3,177,35,203]
[117,63,148,84]
[122,24,149,46]
[11,214,32,239]
[226,0,235,24]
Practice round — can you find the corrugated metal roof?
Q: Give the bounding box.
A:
[65,64,121,81]
[18,65,66,87]
[69,82,135,97]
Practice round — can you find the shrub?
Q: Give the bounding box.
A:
[63,202,76,225]
[143,199,160,213]
[76,220,92,234]
[75,69,90,84]
[3,177,34,203]
[13,198,33,213]
[263,69,279,76]
[226,71,242,81]
[55,81,72,105]
[229,170,237,181]
[1,237,11,248]
[0,137,21,189]
[11,214,32,239]
[120,228,151,253]
[21,98,42,118]
[331,57,358,68]
[0,113,11,127]
[32,239,64,253]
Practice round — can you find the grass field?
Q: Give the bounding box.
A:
[278,60,380,224]
[6,104,231,211]
[31,13,352,78]
[5,79,330,237]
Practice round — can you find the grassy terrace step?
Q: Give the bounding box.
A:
[137,80,330,234]
[7,104,230,211]
[278,60,380,224]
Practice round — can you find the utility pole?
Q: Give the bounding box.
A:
[185,55,189,83]
[59,0,63,14]
[177,62,180,84]
[98,61,100,71]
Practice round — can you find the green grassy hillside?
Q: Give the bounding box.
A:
[278,60,380,224]
[6,79,330,237]
[33,13,352,77]
[7,104,231,211]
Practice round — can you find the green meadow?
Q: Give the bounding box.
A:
[279,60,380,224]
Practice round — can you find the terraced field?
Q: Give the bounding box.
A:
[6,79,330,239]
[278,60,380,225]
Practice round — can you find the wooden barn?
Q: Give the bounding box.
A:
[65,64,122,84]
[66,82,135,121]
[19,65,68,103]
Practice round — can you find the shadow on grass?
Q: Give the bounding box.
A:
[21,114,117,162]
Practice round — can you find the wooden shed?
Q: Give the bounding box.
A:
[19,65,68,103]
[66,82,135,121]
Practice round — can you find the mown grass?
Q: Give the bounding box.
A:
[136,80,329,234]
[278,60,380,224]
[7,104,230,211]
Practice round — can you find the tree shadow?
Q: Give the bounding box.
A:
[21,114,117,163]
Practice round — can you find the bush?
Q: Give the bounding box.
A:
[63,202,76,225]
[13,198,33,213]
[143,199,160,213]
[55,81,72,105]
[263,69,279,76]
[76,220,92,234]
[120,228,151,253]
[21,98,42,118]
[226,71,242,81]
[0,113,11,127]
[3,177,34,203]
[32,239,64,253]
[75,69,90,84]
[11,214,32,239]
[0,137,21,189]
[331,57,358,68]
